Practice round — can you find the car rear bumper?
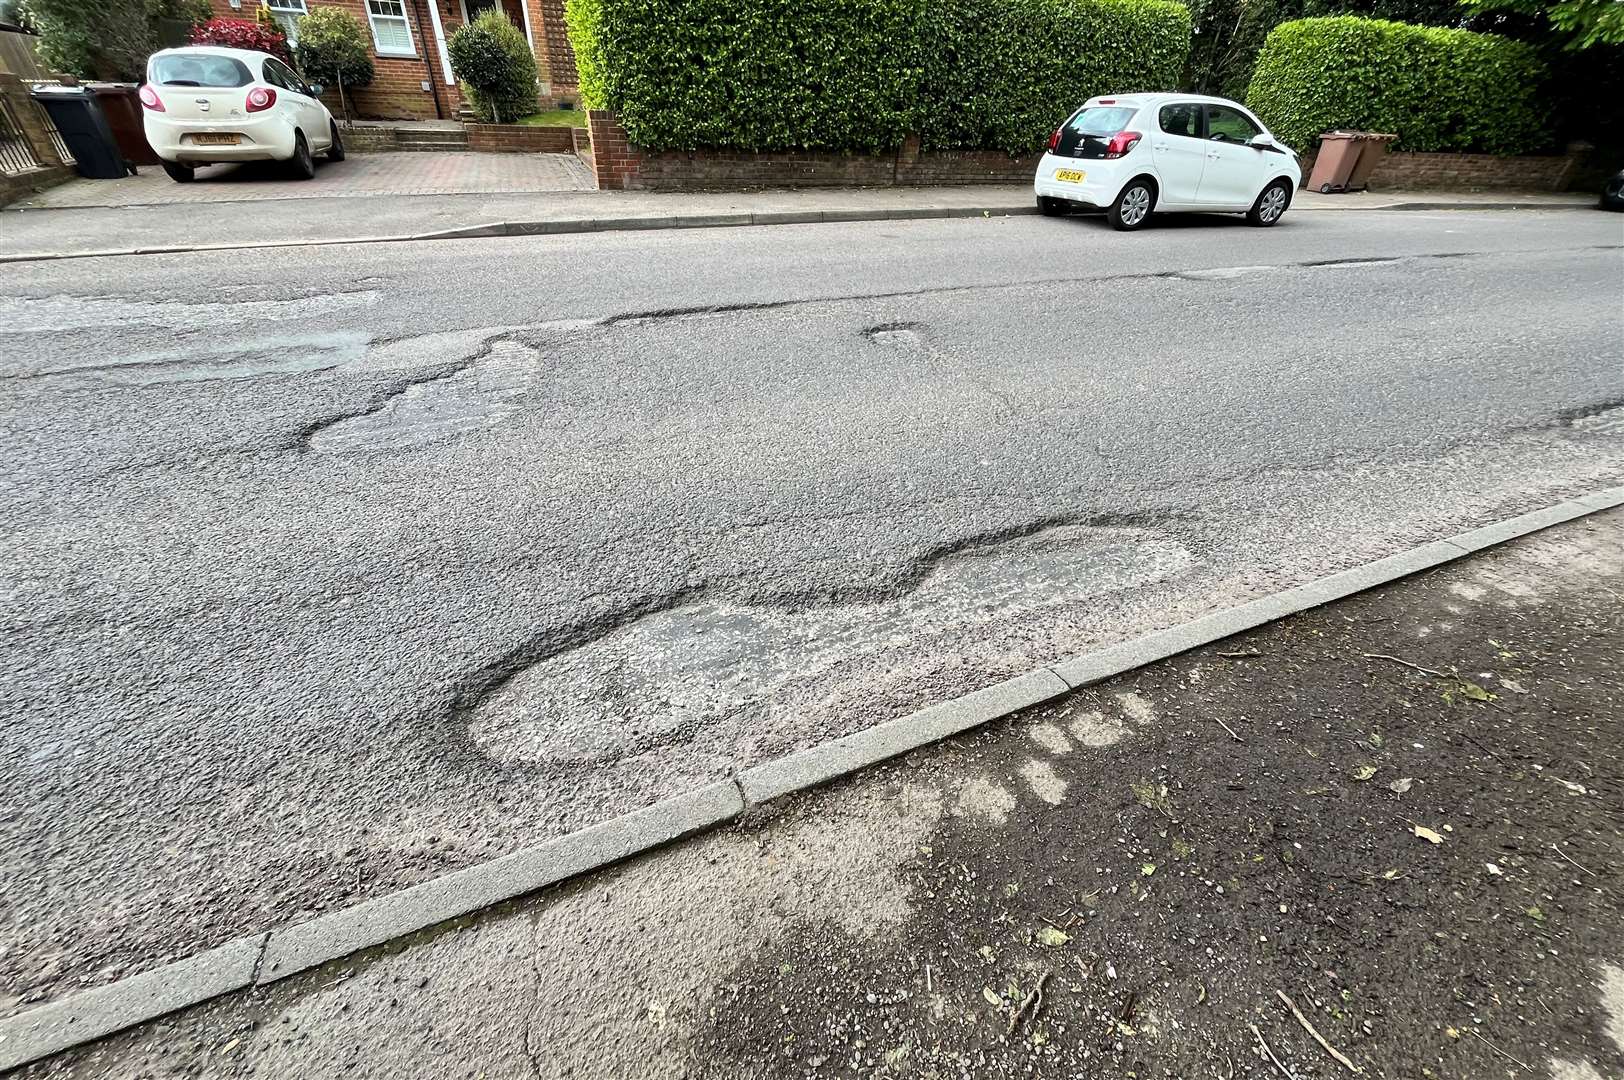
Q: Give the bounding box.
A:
[1033,152,1132,208]
[143,117,296,163]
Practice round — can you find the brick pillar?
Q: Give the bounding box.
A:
[0,73,65,167]
[894,133,921,185]
[587,109,641,190]
[1555,141,1593,192]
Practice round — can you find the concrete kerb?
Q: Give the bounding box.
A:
[0,486,1617,1071]
[0,197,1593,264]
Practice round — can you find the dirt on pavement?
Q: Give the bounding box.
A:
[20,509,1624,1080]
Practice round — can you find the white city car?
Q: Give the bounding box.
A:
[140,46,343,183]
[1033,93,1301,231]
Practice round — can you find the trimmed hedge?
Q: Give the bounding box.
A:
[1246,17,1548,155]
[448,9,539,124]
[566,0,1190,154]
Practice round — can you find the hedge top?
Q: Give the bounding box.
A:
[566,0,1191,155]
[1246,16,1548,155]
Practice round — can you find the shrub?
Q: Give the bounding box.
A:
[23,0,209,78]
[448,9,538,123]
[919,0,1191,152]
[189,16,294,66]
[1246,17,1549,154]
[295,7,373,90]
[565,0,1190,154]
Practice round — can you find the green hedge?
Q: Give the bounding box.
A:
[448,9,539,124]
[1246,17,1548,155]
[566,0,1190,154]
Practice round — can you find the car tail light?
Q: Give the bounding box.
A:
[138,84,164,112]
[1098,98,1116,104]
[1104,130,1142,158]
[246,87,277,112]
[1047,127,1062,152]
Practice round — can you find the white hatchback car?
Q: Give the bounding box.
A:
[140,46,343,183]
[1033,94,1301,230]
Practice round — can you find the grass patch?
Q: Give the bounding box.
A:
[517,109,587,128]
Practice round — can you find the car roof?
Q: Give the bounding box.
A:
[1084,92,1250,109]
[149,45,275,64]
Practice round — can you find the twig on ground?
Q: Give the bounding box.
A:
[1468,1029,1531,1071]
[1536,995,1554,1017]
[925,964,932,994]
[1275,990,1359,1073]
[1214,716,1245,742]
[1363,653,1446,677]
[1030,971,1050,1028]
[1218,649,1262,658]
[1552,843,1598,877]
[1250,1023,1300,1080]
[1007,971,1051,1035]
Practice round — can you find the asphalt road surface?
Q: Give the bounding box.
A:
[2,208,1621,1010]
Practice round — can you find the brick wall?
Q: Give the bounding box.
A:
[465,122,574,152]
[1299,144,1588,192]
[533,0,577,100]
[585,113,1039,191]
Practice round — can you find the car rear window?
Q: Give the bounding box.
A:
[149,54,253,88]
[1066,107,1137,137]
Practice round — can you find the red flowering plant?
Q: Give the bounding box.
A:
[188,17,296,67]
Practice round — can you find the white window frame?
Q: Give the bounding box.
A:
[264,0,307,44]
[365,0,418,59]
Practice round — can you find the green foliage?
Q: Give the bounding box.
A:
[21,0,202,78]
[919,0,1191,152]
[1246,16,1548,153]
[447,9,538,123]
[1461,0,1624,47]
[565,0,1190,154]
[294,6,374,88]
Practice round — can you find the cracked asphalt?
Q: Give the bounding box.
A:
[1,209,1621,1014]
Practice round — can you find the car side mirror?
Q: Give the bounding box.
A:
[308,83,324,97]
[1248,133,1277,149]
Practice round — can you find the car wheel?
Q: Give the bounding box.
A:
[162,162,194,184]
[1247,179,1292,226]
[1107,179,1155,231]
[290,132,316,180]
[1037,195,1068,217]
[327,122,346,162]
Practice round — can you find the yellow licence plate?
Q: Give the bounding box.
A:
[1054,168,1086,183]
[191,133,240,146]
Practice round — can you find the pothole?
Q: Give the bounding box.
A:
[27,332,370,387]
[863,322,925,350]
[0,288,379,333]
[310,340,543,453]
[466,523,1194,766]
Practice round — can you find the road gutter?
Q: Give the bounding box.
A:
[1,484,1619,1071]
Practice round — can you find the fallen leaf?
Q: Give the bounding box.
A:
[1455,680,1496,702]
[1352,764,1378,781]
[1445,1027,1460,1040]
[1412,825,1446,844]
[1369,733,1385,748]
[1141,863,1157,877]
[1499,678,1527,694]
[1485,862,1503,876]
[1526,906,1546,922]
[1388,777,1415,795]
[220,1039,239,1055]
[1036,926,1071,948]
[983,987,1003,1006]
[1032,1029,1050,1046]
[1382,868,1402,880]
[1554,778,1588,796]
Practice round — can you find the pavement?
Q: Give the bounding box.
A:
[0,158,1598,259]
[12,508,1622,1080]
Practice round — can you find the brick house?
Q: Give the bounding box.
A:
[203,0,577,120]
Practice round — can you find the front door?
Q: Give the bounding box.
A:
[1195,104,1269,207]
[462,0,501,21]
[1150,101,1206,207]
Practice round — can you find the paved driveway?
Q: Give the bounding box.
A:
[11,150,595,207]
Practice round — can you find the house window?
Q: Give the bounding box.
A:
[366,0,416,57]
[264,0,307,43]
